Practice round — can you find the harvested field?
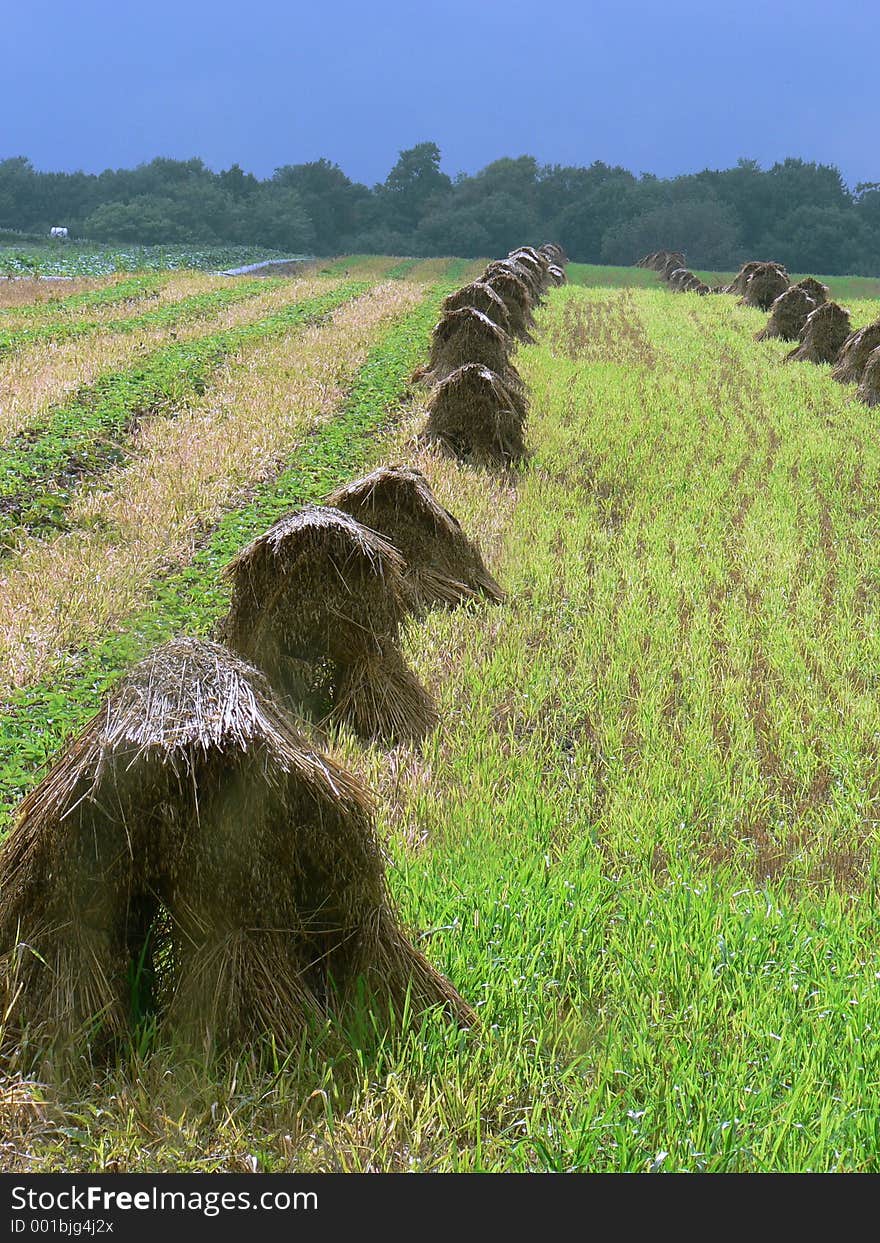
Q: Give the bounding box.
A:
[4,257,880,1176]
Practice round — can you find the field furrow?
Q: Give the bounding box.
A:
[0,273,167,325]
[0,274,342,442]
[0,280,366,549]
[0,280,446,814]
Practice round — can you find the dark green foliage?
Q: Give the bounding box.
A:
[1,149,877,274]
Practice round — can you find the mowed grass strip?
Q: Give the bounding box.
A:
[0,280,444,812]
[0,280,365,548]
[0,274,345,443]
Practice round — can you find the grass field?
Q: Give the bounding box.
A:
[567,262,880,302]
[2,257,880,1171]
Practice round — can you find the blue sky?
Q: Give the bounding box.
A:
[3,0,877,186]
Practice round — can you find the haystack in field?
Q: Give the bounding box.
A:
[484,258,542,303]
[441,281,511,333]
[0,639,473,1058]
[327,465,504,614]
[856,346,880,406]
[755,286,816,341]
[417,307,519,390]
[482,270,535,342]
[422,363,526,467]
[785,301,852,365]
[539,242,567,265]
[641,250,685,272]
[659,254,688,281]
[509,248,551,290]
[791,276,829,306]
[741,262,790,310]
[218,507,437,744]
[728,260,788,298]
[547,264,566,286]
[831,321,880,384]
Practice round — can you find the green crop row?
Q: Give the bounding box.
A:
[0,274,167,321]
[0,281,368,549]
[0,275,295,356]
[0,283,449,828]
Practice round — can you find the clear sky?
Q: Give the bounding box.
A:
[3,0,877,187]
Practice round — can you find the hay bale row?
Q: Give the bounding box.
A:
[414,242,567,467]
[0,243,565,1065]
[637,249,686,272]
[664,266,710,295]
[755,285,817,342]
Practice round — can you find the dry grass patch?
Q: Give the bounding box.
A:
[0,276,119,310]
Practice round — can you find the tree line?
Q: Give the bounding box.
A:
[1,144,878,275]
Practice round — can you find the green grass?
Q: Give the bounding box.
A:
[568,263,880,301]
[6,265,880,1172]
[0,282,367,549]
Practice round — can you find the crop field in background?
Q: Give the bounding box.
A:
[567,263,880,302]
[0,241,302,279]
[2,256,880,1172]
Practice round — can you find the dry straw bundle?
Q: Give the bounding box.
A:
[0,639,472,1062]
[659,254,688,281]
[416,306,520,391]
[547,264,566,286]
[832,321,880,384]
[484,258,542,304]
[741,262,790,311]
[441,281,511,333]
[755,286,816,342]
[508,248,551,295]
[480,270,536,342]
[218,506,437,744]
[857,345,880,406]
[726,260,788,297]
[668,268,709,294]
[539,242,567,265]
[639,250,686,272]
[422,363,527,467]
[791,276,829,306]
[785,301,852,365]
[327,464,504,615]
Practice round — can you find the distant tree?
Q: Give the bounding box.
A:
[273,159,369,253]
[83,196,187,244]
[756,205,873,275]
[377,141,452,232]
[243,185,315,251]
[600,198,742,269]
[219,163,259,198]
[0,157,37,229]
[414,205,491,257]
